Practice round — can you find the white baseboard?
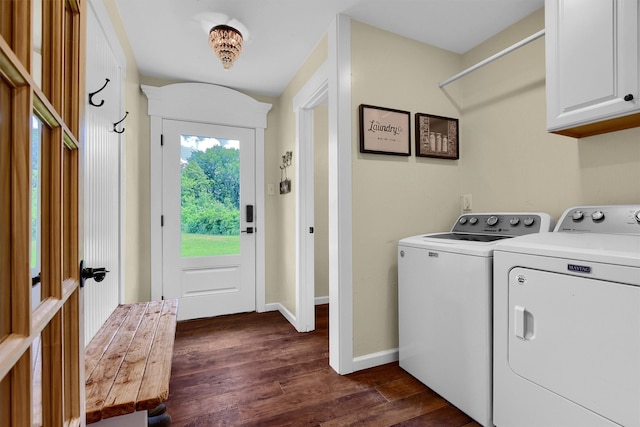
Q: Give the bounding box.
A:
[263,302,280,312]
[352,348,399,372]
[314,296,329,305]
[265,299,397,373]
[264,302,297,328]
[264,297,328,314]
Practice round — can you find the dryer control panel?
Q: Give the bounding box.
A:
[556,205,640,235]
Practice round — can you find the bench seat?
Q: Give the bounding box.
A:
[85,299,178,424]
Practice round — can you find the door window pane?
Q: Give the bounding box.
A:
[31,116,42,309]
[32,0,43,88]
[32,335,42,427]
[180,134,240,257]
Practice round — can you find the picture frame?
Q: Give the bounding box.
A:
[279,178,291,194]
[359,104,411,156]
[415,113,459,159]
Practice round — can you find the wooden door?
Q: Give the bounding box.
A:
[0,0,85,425]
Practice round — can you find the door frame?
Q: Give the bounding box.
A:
[292,14,354,374]
[142,83,272,310]
[293,63,328,333]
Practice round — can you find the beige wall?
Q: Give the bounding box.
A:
[349,9,640,359]
[314,105,329,299]
[350,20,463,357]
[265,36,328,313]
[460,8,640,218]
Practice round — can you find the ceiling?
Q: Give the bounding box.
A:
[114,0,544,98]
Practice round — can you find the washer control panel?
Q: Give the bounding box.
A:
[556,205,640,235]
[451,213,554,236]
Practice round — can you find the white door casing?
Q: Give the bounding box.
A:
[143,83,271,313]
[293,63,329,333]
[162,119,256,320]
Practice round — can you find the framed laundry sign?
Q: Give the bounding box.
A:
[415,113,459,159]
[359,104,411,156]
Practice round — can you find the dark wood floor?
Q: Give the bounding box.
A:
[165,305,481,426]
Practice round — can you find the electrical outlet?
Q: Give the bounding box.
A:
[462,194,472,212]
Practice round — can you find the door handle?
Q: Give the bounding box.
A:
[514,305,535,340]
[246,205,254,223]
[79,260,110,287]
[241,227,254,234]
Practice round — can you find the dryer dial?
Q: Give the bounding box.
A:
[523,217,535,227]
[509,217,520,226]
[469,217,479,225]
[635,210,640,224]
[591,211,605,222]
[572,210,585,221]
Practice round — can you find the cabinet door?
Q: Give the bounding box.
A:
[545,0,639,133]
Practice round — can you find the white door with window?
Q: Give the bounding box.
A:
[162,119,256,320]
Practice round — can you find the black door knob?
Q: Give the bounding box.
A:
[79,259,110,287]
[624,94,634,101]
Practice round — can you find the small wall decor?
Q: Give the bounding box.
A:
[359,104,411,156]
[415,113,459,159]
[280,150,292,194]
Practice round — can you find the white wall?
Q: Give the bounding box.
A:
[102,0,150,303]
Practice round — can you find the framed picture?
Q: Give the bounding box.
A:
[415,113,459,159]
[359,104,411,156]
[279,178,291,194]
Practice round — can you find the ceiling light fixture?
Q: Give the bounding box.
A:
[209,24,243,70]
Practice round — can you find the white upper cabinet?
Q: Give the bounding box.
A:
[545,0,640,137]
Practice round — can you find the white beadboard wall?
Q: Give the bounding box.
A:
[83,2,125,345]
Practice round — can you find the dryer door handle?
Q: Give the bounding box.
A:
[514,305,535,340]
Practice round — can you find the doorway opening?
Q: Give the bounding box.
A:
[294,65,329,333]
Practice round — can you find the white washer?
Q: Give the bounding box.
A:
[398,212,554,427]
[493,205,640,427]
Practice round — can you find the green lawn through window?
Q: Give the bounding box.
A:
[181,233,240,257]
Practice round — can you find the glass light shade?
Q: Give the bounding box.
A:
[209,25,243,70]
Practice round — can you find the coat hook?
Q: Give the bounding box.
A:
[88,78,110,107]
[113,111,129,134]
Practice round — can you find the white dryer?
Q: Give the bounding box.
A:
[398,212,554,427]
[493,205,640,427]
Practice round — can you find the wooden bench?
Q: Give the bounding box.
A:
[85,299,179,425]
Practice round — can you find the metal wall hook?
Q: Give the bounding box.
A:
[88,78,110,107]
[113,111,129,134]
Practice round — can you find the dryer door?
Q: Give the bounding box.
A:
[508,267,640,427]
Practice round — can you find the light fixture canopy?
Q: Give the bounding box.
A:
[209,24,243,70]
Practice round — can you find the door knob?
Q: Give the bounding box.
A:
[79,260,110,287]
[624,93,634,101]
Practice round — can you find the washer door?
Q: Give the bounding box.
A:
[508,267,640,427]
